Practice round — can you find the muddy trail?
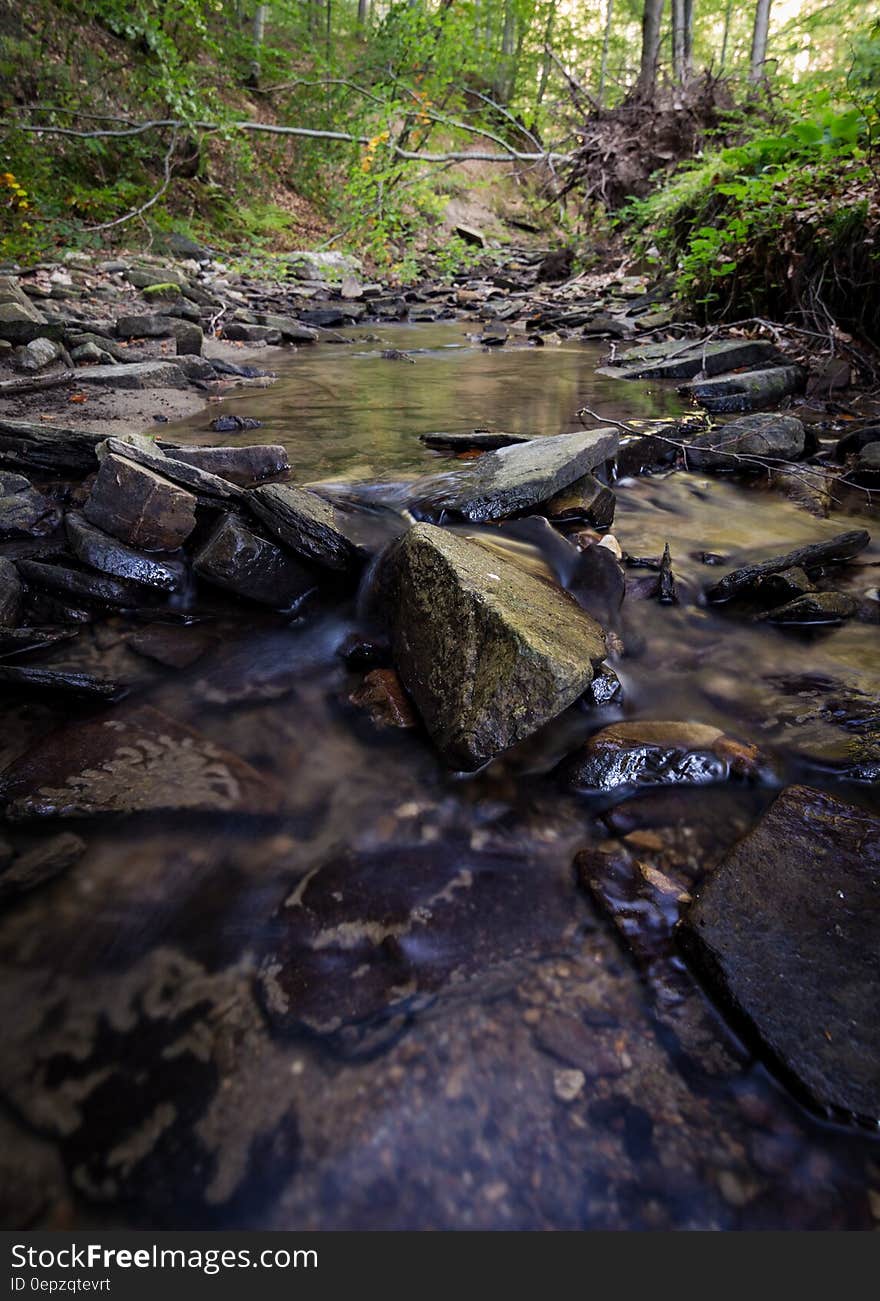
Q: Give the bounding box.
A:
[0,252,878,1230]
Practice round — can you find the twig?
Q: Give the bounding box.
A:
[83,131,177,232]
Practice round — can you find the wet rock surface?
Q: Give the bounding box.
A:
[66,511,186,592]
[386,523,607,768]
[194,513,319,608]
[681,786,880,1125]
[249,483,363,572]
[561,721,760,793]
[84,453,197,551]
[687,413,805,472]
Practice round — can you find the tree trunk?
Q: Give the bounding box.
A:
[357,0,368,28]
[637,0,665,99]
[249,4,268,88]
[750,0,772,83]
[598,0,614,107]
[720,0,733,69]
[535,3,556,108]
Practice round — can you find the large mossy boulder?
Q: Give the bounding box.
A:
[386,523,607,769]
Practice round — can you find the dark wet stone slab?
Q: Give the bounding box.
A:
[258,841,584,1038]
[0,418,104,475]
[0,557,21,626]
[102,438,243,506]
[0,833,86,904]
[66,512,186,592]
[0,664,126,701]
[602,338,778,381]
[193,513,319,608]
[248,483,363,573]
[0,627,78,659]
[387,523,607,769]
[160,444,288,486]
[84,454,198,551]
[0,705,282,819]
[680,785,880,1125]
[419,430,533,452]
[541,473,616,527]
[0,487,61,541]
[412,428,619,523]
[758,590,857,624]
[17,558,165,610]
[125,623,214,669]
[687,414,805,472]
[685,365,805,414]
[706,530,870,603]
[560,721,760,793]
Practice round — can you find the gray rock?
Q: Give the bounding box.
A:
[413,427,619,522]
[760,590,857,624]
[0,558,21,626]
[115,313,176,339]
[680,785,880,1124]
[222,323,281,344]
[172,355,217,381]
[386,523,607,769]
[419,430,533,452]
[17,558,160,610]
[194,514,319,608]
[685,365,805,413]
[0,487,61,540]
[542,472,615,527]
[66,512,186,592]
[0,418,105,474]
[855,442,880,480]
[0,472,29,494]
[560,721,760,792]
[249,483,362,572]
[602,337,778,381]
[125,265,187,290]
[75,361,187,390]
[0,276,52,343]
[102,436,242,505]
[255,314,319,343]
[12,337,62,372]
[84,454,197,550]
[174,321,203,356]
[70,341,111,365]
[164,444,288,485]
[687,413,805,471]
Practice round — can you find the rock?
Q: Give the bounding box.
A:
[706,530,870,603]
[419,430,533,452]
[0,417,103,474]
[248,483,362,573]
[760,591,858,624]
[84,454,197,550]
[386,523,606,769]
[0,472,30,494]
[115,314,176,339]
[854,442,880,482]
[12,337,62,372]
[70,341,110,365]
[542,473,615,527]
[536,248,575,282]
[0,833,86,904]
[657,542,677,603]
[749,566,815,605]
[284,250,361,282]
[833,427,880,462]
[142,282,182,302]
[125,266,187,290]
[193,514,318,609]
[0,627,78,658]
[222,323,281,344]
[17,558,160,611]
[349,668,417,729]
[584,664,622,706]
[75,361,187,390]
[66,512,186,592]
[65,330,128,362]
[413,427,619,523]
[163,444,288,485]
[210,415,263,434]
[0,705,281,819]
[171,355,218,381]
[125,624,213,670]
[0,486,61,540]
[0,665,125,700]
[685,365,805,413]
[687,413,805,471]
[454,224,487,247]
[255,314,319,343]
[0,558,21,626]
[680,785,880,1124]
[258,840,578,1038]
[603,337,778,381]
[101,436,242,506]
[0,276,53,343]
[173,322,203,356]
[560,721,760,793]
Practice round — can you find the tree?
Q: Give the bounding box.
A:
[637,0,665,97]
[750,0,772,82]
[598,0,614,106]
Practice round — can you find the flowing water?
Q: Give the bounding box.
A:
[1,325,878,1229]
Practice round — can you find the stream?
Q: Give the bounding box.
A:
[1,324,878,1229]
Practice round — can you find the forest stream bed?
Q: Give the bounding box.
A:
[0,324,878,1230]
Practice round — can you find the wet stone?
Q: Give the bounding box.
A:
[164,444,288,486]
[0,486,61,540]
[706,530,870,604]
[419,430,533,452]
[759,591,858,625]
[16,558,160,611]
[66,512,186,592]
[413,428,618,523]
[248,483,362,573]
[84,454,197,551]
[258,841,582,1038]
[125,624,213,670]
[0,664,126,701]
[115,313,176,339]
[210,416,263,434]
[687,414,805,472]
[101,437,243,506]
[603,337,778,381]
[386,523,607,770]
[685,365,805,414]
[193,513,319,609]
[349,668,418,729]
[542,473,616,527]
[561,721,760,794]
[0,832,86,904]
[75,361,187,389]
[0,705,282,819]
[680,785,880,1125]
[0,558,21,626]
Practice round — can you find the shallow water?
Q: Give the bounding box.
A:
[1,325,878,1230]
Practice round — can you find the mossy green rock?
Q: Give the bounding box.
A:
[388,523,607,769]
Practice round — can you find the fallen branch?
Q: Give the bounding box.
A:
[0,370,77,397]
[83,130,177,232]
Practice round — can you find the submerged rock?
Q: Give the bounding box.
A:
[0,664,126,700]
[386,523,607,769]
[0,559,21,627]
[687,413,805,471]
[680,785,880,1125]
[349,668,417,729]
[0,485,61,540]
[0,832,86,904]
[758,590,857,625]
[248,483,362,573]
[0,705,281,819]
[193,514,319,608]
[413,427,619,522]
[66,511,186,592]
[561,721,760,793]
[84,453,197,551]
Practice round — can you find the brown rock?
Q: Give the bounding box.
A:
[84,454,197,550]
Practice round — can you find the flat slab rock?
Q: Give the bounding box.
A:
[75,361,188,390]
[412,427,619,522]
[194,513,319,608]
[387,523,607,769]
[84,453,197,551]
[0,705,281,819]
[248,483,362,572]
[680,785,880,1125]
[601,338,778,381]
